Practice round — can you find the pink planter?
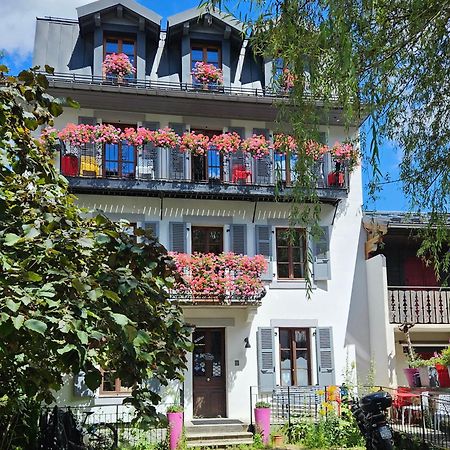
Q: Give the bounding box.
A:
[167,412,183,450]
[254,407,271,445]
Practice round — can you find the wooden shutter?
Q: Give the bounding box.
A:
[255,225,273,281]
[230,224,247,255]
[140,121,160,179]
[313,226,331,281]
[169,123,186,180]
[253,128,272,184]
[315,327,335,386]
[257,327,276,393]
[169,222,186,253]
[73,372,94,397]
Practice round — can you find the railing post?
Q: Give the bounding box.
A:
[287,385,291,427]
[420,394,426,445]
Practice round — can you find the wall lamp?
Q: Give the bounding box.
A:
[244,337,251,349]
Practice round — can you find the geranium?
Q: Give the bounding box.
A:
[210,132,241,155]
[331,142,359,171]
[191,62,224,85]
[103,53,136,77]
[121,127,153,146]
[93,124,121,144]
[242,134,272,159]
[58,123,94,148]
[304,140,329,160]
[273,134,297,155]
[152,127,180,148]
[180,131,210,156]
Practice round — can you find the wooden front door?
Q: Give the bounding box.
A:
[193,328,226,418]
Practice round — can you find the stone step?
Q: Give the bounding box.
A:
[185,420,249,434]
[186,431,253,442]
[186,437,254,448]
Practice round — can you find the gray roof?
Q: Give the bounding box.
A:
[167,6,245,33]
[363,211,450,228]
[77,0,161,25]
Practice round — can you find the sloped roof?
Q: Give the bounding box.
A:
[77,0,161,25]
[167,6,245,33]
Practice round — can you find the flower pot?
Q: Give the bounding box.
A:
[272,434,283,447]
[167,412,183,450]
[254,407,271,445]
[436,364,450,388]
[61,154,79,177]
[403,368,421,387]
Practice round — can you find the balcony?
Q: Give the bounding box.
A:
[59,147,349,202]
[168,252,267,306]
[388,286,450,324]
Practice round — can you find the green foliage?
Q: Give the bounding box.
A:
[283,407,364,449]
[166,405,184,413]
[252,432,264,449]
[205,0,450,282]
[255,401,271,409]
[0,66,192,447]
[439,347,450,366]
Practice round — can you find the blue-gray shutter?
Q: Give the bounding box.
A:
[257,327,276,393]
[143,221,159,239]
[140,121,160,179]
[169,123,186,180]
[316,327,335,386]
[253,128,272,184]
[169,222,186,253]
[73,372,94,397]
[313,226,331,281]
[230,224,247,255]
[255,225,273,281]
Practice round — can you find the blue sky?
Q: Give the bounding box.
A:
[0,0,405,211]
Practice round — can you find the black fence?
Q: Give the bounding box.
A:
[250,385,450,449]
[39,404,167,449]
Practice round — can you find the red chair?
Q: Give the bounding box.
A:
[327,171,344,187]
[232,165,252,184]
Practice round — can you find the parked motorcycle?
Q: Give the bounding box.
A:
[351,391,394,450]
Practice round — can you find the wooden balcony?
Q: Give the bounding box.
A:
[388,286,450,324]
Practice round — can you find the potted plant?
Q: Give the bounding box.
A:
[271,425,284,447]
[191,62,223,90]
[167,405,184,450]
[413,357,437,388]
[254,401,271,445]
[102,52,136,83]
[436,347,450,387]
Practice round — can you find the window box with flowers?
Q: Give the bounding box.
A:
[191,62,224,91]
[102,52,136,84]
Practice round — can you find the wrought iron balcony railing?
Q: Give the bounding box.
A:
[59,145,348,190]
[388,286,450,324]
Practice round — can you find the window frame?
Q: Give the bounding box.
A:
[279,328,312,386]
[191,42,222,69]
[276,228,307,280]
[191,226,224,254]
[99,370,133,397]
[103,35,137,78]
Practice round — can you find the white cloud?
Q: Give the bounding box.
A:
[0,0,87,59]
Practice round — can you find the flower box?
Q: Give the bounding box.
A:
[61,154,79,177]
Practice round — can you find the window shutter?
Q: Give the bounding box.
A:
[315,327,335,386]
[169,123,186,180]
[257,327,276,393]
[313,226,331,281]
[256,225,273,281]
[139,121,160,179]
[73,372,94,397]
[143,221,159,239]
[253,128,272,184]
[169,222,186,253]
[230,224,247,255]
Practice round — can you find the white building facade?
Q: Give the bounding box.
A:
[33,0,369,423]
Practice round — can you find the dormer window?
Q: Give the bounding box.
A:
[104,36,136,79]
[191,43,221,69]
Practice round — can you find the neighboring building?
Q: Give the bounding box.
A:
[33,0,368,423]
[363,211,450,388]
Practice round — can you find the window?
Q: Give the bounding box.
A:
[191,43,221,85]
[192,226,224,254]
[103,123,136,178]
[280,328,311,386]
[276,228,307,279]
[104,36,136,79]
[274,152,298,186]
[191,129,223,182]
[100,371,133,396]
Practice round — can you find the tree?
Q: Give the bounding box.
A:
[0,66,192,449]
[205,0,450,276]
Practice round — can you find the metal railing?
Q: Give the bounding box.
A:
[389,287,450,324]
[44,71,292,99]
[170,292,264,306]
[59,145,347,190]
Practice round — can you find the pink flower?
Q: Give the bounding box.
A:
[210,132,241,155]
[103,53,136,77]
[191,62,223,85]
[242,135,272,159]
[273,134,297,154]
[151,127,180,148]
[180,131,210,156]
